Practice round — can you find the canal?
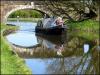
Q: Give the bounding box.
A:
[6,21,99,74]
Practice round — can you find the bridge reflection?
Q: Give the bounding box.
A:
[11,34,84,58]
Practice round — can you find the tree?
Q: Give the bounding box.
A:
[43,0,99,21]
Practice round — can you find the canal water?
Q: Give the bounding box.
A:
[6,21,99,74]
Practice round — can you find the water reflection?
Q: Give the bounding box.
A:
[9,34,68,58]
[6,21,99,74]
[24,56,94,74]
[25,59,47,74]
[36,34,66,56]
[6,21,37,47]
[7,32,38,47]
[83,44,89,53]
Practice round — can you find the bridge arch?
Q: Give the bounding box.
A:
[4,5,52,23]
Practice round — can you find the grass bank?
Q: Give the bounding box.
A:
[1,23,32,74]
[67,19,99,32]
[67,19,99,44]
[7,18,42,22]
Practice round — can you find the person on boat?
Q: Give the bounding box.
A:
[42,16,64,28]
[55,17,64,26]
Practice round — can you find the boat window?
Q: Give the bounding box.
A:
[37,20,43,27]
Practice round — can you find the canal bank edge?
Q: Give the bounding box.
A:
[1,23,32,74]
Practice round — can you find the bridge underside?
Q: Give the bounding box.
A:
[1,3,52,24]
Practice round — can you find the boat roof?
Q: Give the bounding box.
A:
[42,17,57,28]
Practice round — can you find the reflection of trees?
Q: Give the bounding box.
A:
[45,57,83,74]
[43,0,99,21]
[12,34,87,58]
[46,58,67,74]
[70,47,99,74]
[90,46,100,74]
[12,31,99,65]
[45,48,99,74]
[69,52,93,74]
[62,36,84,57]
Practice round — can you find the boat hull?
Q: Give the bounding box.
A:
[35,26,66,35]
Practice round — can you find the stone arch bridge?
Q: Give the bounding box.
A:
[1,1,52,23]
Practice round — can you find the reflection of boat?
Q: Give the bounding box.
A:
[35,17,67,35]
[36,34,67,56]
[36,34,66,45]
[6,24,16,26]
[11,34,67,58]
[35,25,67,35]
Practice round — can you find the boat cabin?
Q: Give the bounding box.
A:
[35,16,66,35]
[37,16,64,28]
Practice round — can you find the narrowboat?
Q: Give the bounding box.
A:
[35,17,67,35]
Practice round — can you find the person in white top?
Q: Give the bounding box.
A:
[55,17,64,26]
[42,16,64,28]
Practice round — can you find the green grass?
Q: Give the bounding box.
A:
[66,19,99,42]
[8,9,43,18]
[69,30,99,41]
[1,23,32,74]
[67,19,99,32]
[7,18,42,22]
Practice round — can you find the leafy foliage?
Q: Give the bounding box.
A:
[43,0,99,21]
[8,9,43,18]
